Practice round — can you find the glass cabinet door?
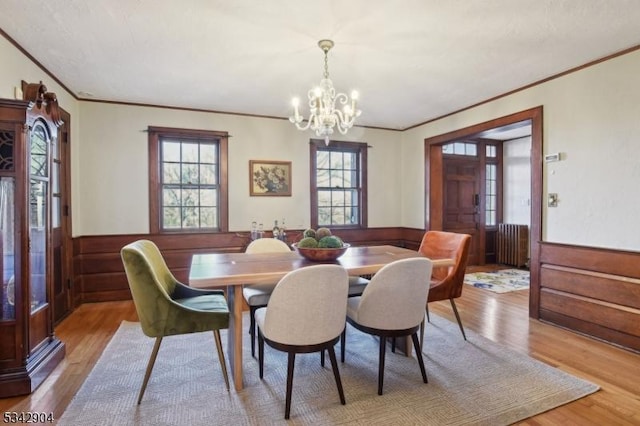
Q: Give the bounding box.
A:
[29,122,49,313]
[0,177,15,321]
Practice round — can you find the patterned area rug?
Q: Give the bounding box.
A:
[464,269,530,293]
[58,313,597,425]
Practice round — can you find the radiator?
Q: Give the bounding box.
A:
[497,224,529,268]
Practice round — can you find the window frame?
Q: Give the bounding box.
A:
[148,126,228,233]
[309,139,368,230]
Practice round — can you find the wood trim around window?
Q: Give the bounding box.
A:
[309,139,368,230]
[148,126,229,233]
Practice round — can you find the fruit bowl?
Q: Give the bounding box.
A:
[292,243,350,262]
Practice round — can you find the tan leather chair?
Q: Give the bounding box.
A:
[341,257,433,395]
[256,264,349,419]
[418,231,472,342]
[121,240,230,403]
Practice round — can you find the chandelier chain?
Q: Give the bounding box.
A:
[323,50,330,79]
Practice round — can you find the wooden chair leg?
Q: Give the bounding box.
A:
[449,299,467,341]
[285,352,296,420]
[378,336,387,395]
[327,346,346,405]
[320,349,325,367]
[340,328,346,363]
[420,317,425,349]
[138,337,162,404]
[213,330,230,391]
[258,329,265,379]
[411,332,428,384]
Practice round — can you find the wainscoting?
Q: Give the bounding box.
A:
[72,227,423,304]
[539,243,640,352]
[72,231,640,352]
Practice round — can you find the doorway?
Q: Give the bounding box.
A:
[424,106,543,318]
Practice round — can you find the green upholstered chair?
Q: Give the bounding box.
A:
[121,239,230,404]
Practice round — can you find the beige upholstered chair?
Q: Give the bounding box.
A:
[120,240,230,403]
[418,231,472,342]
[243,238,369,357]
[255,264,349,419]
[242,238,292,357]
[341,257,433,395]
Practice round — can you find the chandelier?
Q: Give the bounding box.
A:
[289,39,361,145]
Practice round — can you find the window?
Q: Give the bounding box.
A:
[442,141,477,156]
[310,139,367,229]
[485,143,499,226]
[485,164,497,226]
[148,127,228,233]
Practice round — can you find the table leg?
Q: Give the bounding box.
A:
[227,285,244,390]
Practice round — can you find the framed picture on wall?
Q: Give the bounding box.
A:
[249,160,292,196]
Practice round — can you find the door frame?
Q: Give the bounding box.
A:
[424,106,543,319]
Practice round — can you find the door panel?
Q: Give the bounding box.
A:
[52,110,71,323]
[443,159,480,265]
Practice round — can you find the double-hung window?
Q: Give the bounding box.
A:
[310,139,367,229]
[148,126,228,233]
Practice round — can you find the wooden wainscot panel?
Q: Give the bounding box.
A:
[540,308,640,352]
[540,242,640,278]
[538,242,640,352]
[540,288,640,336]
[541,265,640,310]
[74,228,414,304]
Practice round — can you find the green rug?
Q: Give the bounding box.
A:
[464,269,529,293]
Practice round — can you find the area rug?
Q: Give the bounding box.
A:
[57,313,597,426]
[464,269,530,293]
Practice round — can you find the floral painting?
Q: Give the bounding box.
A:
[249,160,292,196]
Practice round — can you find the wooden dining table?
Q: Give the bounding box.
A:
[189,244,454,390]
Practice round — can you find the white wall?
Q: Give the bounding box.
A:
[77,102,402,235]
[503,136,531,226]
[401,49,640,251]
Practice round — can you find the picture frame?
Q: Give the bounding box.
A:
[249,160,292,196]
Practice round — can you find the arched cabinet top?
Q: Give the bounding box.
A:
[21,80,63,129]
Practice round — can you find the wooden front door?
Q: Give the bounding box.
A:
[443,158,481,265]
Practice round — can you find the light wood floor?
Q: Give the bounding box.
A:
[2,271,639,425]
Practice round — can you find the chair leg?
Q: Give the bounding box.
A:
[449,299,467,341]
[411,332,428,384]
[327,346,346,405]
[419,317,425,349]
[258,329,265,379]
[320,349,325,367]
[213,330,230,391]
[378,336,387,395]
[391,337,396,353]
[425,304,431,322]
[284,352,296,420]
[340,328,346,363]
[138,336,162,404]
[249,306,257,358]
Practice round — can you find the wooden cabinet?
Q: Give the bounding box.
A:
[0,83,65,397]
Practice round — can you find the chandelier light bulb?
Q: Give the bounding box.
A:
[288,39,361,145]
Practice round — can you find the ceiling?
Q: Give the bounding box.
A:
[2,1,639,130]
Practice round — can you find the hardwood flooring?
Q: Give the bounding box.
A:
[2,270,639,425]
